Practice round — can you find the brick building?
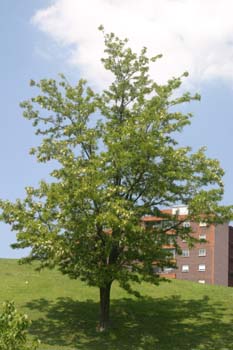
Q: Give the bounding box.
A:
[143,206,233,287]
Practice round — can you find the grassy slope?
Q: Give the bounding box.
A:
[0,259,233,350]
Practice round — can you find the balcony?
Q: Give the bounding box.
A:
[160,272,176,279]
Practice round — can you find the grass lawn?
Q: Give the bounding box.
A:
[0,259,233,350]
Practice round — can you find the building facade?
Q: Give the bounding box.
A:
[143,206,233,287]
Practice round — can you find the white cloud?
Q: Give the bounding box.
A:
[32,0,233,89]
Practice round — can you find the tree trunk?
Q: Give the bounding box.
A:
[98,282,112,332]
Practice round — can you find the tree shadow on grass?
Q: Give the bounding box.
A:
[25,295,233,350]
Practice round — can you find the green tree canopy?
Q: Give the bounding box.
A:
[0,28,232,330]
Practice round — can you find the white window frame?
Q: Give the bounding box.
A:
[168,237,174,245]
[199,234,206,240]
[163,267,174,273]
[165,249,176,259]
[198,264,206,272]
[199,249,206,257]
[182,249,190,257]
[183,221,190,228]
[170,249,176,259]
[199,222,207,227]
[182,265,189,272]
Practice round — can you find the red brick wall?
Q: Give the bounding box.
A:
[214,224,229,286]
[143,213,231,286]
[175,222,215,284]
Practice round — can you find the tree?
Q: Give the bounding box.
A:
[0,28,232,331]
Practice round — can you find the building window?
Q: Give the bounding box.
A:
[182,249,190,257]
[163,267,174,273]
[170,249,176,258]
[152,222,161,229]
[198,280,206,284]
[198,264,206,272]
[199,234,206,240]
[165,248,176,259]
[199,249,206,257]
[183,221,190,228]
[168,237,174,245]
[152,266,161,274]
[182,265,189,272]
[162,220,175,229]
[199,222,207,227]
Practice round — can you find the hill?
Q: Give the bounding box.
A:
[0,258,233,350]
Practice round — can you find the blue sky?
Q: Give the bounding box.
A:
[0,0,71,257]
[1,0,233,258]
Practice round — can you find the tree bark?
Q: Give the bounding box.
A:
[98,282,112,331]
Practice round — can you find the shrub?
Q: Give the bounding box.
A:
[0,301,39,350]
